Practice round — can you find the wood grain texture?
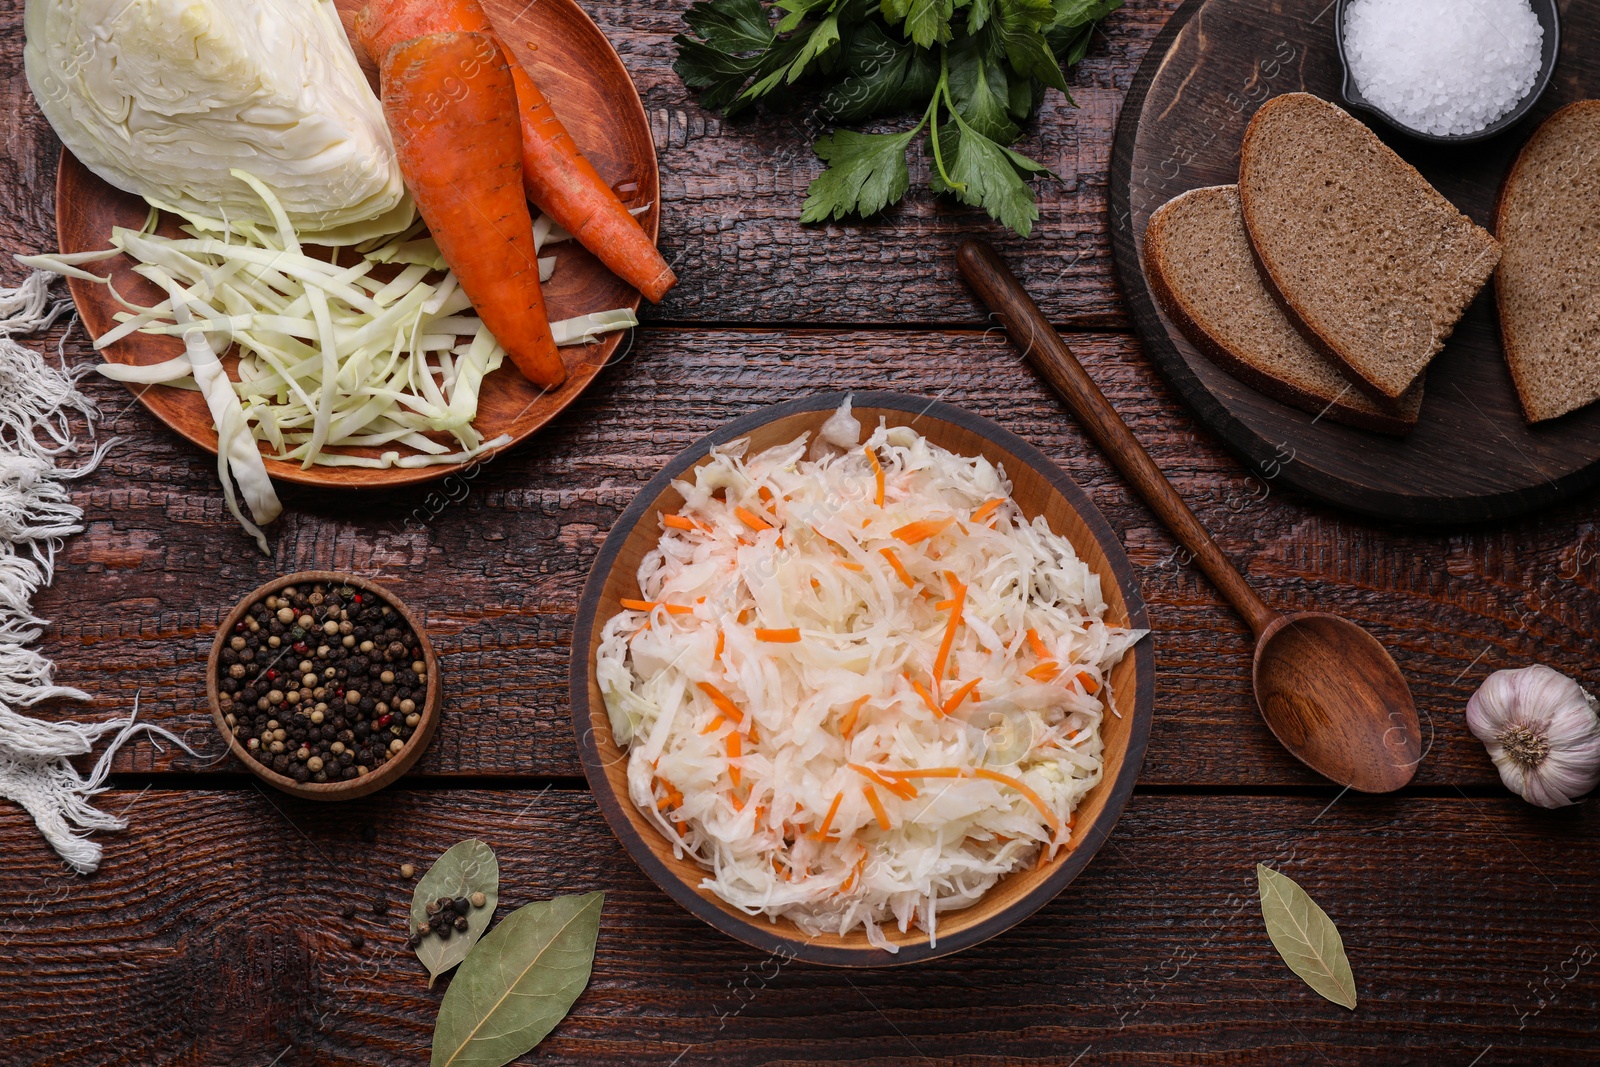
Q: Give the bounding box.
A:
[2,788,1596,1065]
[2,325,1593,790]
[1109,0,1600,523]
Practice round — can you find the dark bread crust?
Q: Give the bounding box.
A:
[1239,92,1498,402]
[1142,186,1420,436]
[1493,100,1600,424]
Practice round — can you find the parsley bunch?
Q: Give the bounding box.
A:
[674,0,1122,237]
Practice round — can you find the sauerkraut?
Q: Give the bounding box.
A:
[596,400,1146,950]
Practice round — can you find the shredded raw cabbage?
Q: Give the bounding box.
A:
[596,399,1148,950]
[21,174,638,552]
[24,0,412,244]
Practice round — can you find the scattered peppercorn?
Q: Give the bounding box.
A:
[469,891,486,909]
[454,915,469,932]
[217,579,428,784]
[400,863,416,879]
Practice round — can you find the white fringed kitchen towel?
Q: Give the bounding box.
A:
[0,270,199,873]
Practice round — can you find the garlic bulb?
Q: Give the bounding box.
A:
[1465,665,1600,808]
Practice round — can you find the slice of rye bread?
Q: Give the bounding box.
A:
[1144,185,1423,435]
[1238,92,1501,401]
[1495,100,1600,423]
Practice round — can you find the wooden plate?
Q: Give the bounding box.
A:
[54,0,659,489]
[1109,0,1600,524]
[569,392,1156,966]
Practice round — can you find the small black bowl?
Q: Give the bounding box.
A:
[1335,0,1560,144]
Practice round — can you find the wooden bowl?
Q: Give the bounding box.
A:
[55,0,660,489]
[570,392,1156,966]
[207,571,442,801]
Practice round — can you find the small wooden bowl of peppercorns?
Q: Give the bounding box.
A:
[208,571,441,800]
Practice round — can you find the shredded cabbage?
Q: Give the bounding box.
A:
[21,175,638,552]
[596,399,1148,950]
[24,0,412,244]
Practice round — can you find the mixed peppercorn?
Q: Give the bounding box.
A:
[217,580,428,784]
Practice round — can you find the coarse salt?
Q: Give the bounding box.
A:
[1343,0,1544,137]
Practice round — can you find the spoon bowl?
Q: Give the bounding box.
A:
[1254,612,1420,793]
[957,240,1424,792]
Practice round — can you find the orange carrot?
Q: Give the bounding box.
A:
[864,445,884,506]
[808,791,844,840]
[378,33,565,388]
[755,627,801,643]
[879,547,916,587]
[726,731,742,787]
[735,506,773,531]
[620,598,693,615]
[905,673,943,717]
[662,513,709,532]
[1025,628,1052,661]
[713,629,725,661]
[850,762,917,801]
[1076,671,1100,694]
[696,681,744,724]
[1027,661,1061,682]
[835,559,865,572]
[355,0,676,301]
[942,678,981,716]
[932,577,966,683]
[699,714,726,735]
[892,517,956,544]
[886,767,1061,836]
[862,784,891,831]
[758,486,774,503]
[971,498,1007,524]
[839,695,870,740]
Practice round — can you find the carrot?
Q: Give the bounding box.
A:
[1027,661,1061,682]
[862,784,892,831]
[1076,670,1100,694]
[713,629,725,661]
[699,714,726,735]
[892,517,956,544]
[726,730,742,787]
[1025,627,1052,661]
[808,791,844,841]
[971,498,1007,524]
[355,0,676,301]
[662,513,709,532]
[758,486,774,503]
[850,763,917,801]
[941,678,981,716]
[864,445,884,506]
[755,627,801,643]
[905,673,943,717]
[835,559,865,572]
[932,577,966,683]
[377,33,565,389]
[839,695,869,739]
[735,506,773,531]
[879,547,916,587]
[696,681,744,724]
[620,598,693,615]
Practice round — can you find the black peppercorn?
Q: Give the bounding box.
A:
[452,896,470,916]
[454,915,468,932]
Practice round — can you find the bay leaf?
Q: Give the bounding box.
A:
[411,839,500,988]
[431,891,604,1067]
[1256,863,1357,1010]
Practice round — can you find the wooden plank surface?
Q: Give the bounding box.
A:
[3,0,1599,1060]
[3,789,1595,1065]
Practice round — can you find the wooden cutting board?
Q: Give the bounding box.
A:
[1109,0,1600,524]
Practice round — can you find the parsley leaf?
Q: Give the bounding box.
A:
[930,112,1051,236]
[801,128,918,222]
[674,0,1121,237]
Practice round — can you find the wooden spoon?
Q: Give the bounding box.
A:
[957,240,1421,793]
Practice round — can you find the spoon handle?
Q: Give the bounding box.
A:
[956,239,1278,636]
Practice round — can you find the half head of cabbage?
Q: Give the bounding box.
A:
[25,0,412,244]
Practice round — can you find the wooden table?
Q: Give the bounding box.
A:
[3,1,1597,1063]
